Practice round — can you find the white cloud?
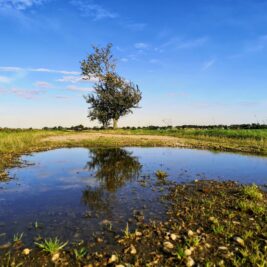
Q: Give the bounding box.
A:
[134,42,149,49]
[70,0,117,20]
[57,75,98,83]
[11,88,43,99]
[67,85,94,92]
[0,0,45,10]
[0,76,11,83]
[34,81,53,88]
[202,59,216,71]
[0,66,80,75]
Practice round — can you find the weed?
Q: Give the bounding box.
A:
[155,170,168,179]
[242,184,263,200]
[35,237,68,255]
[13,233,24,243]
[176,245,185,260]
[73,247,87,260]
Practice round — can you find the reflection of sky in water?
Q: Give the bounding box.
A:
[2,147,267,196]
[0,147,267,245]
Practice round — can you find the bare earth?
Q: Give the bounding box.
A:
[44,132,188,147]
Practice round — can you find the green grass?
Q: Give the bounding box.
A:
[35,237,68,255]
[242,184,263,200]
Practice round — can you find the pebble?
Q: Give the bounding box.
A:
[170,233,177,241]
[22,248,31,255]
[233,237,245,247]
[130,244,137,255]
[163,241,174,249]
[184,248,192,256]
[218,246,228,251]
[51,253,60,262]
[108,254,118,264]
[188,230,194,237]
[186,256,195,267]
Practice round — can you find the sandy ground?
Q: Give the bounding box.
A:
[44,132,187,147]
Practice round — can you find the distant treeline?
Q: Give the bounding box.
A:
[1,123,267,131]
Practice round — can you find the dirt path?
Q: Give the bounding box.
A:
[44,132,188,147]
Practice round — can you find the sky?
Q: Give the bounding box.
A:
[0,0,267,128]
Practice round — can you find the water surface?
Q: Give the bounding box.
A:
[0,147,266,246]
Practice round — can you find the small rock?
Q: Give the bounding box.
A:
[184,248,192,256]
[52,253,60,262]
[188,230,194,237]
[218,246,228,251]
[96,237,103,243]
[22,248,31,255]
[108,254,118,264]
[163,241,174,249]
[233,237,245,247]
[170,233,177,241]
[186,256,195,267]
[116,265,125,267]
[135,231,142,237]
[205,243,211,248]
[130,244,137,255]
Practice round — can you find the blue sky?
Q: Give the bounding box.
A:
[0,0,267,128]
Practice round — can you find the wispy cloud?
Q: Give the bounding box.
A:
[0,0,45,10]
[0,76,11,83]
[162,37,208,50]
[11,88,43,99]
[67,85,94,92]
[202,59,216,71]
[57,75,98,83]
[70,0,117,20]
[34,81,53,88]
[134,42,149,49]
[0,66,80,75]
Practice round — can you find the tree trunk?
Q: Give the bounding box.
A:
[113,118,118,129]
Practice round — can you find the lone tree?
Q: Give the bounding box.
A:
[81,43,142,129]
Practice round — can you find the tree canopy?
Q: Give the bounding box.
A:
[81,43,142,128]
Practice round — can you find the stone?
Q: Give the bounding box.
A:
[170,233,177,241]
[218,246,228,251]
[22,248,31,255]
[52,253,60,262]
[163,241,174,249]
[188,230,194,237]
[186,256,195,267]
[108,254,118,264]
[130,244,137,255]
[184,248,192,256]
[233,237,245,247]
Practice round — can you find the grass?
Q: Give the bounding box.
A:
[155,170,168,179]
[242,184,263,200]
[13,233,24,243]
[35,237,68,255]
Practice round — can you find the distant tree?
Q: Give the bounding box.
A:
[81,43,142,129]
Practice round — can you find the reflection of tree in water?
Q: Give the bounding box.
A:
[82,148,142,210]
[82,186,111,211]
[85,148,142,192]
